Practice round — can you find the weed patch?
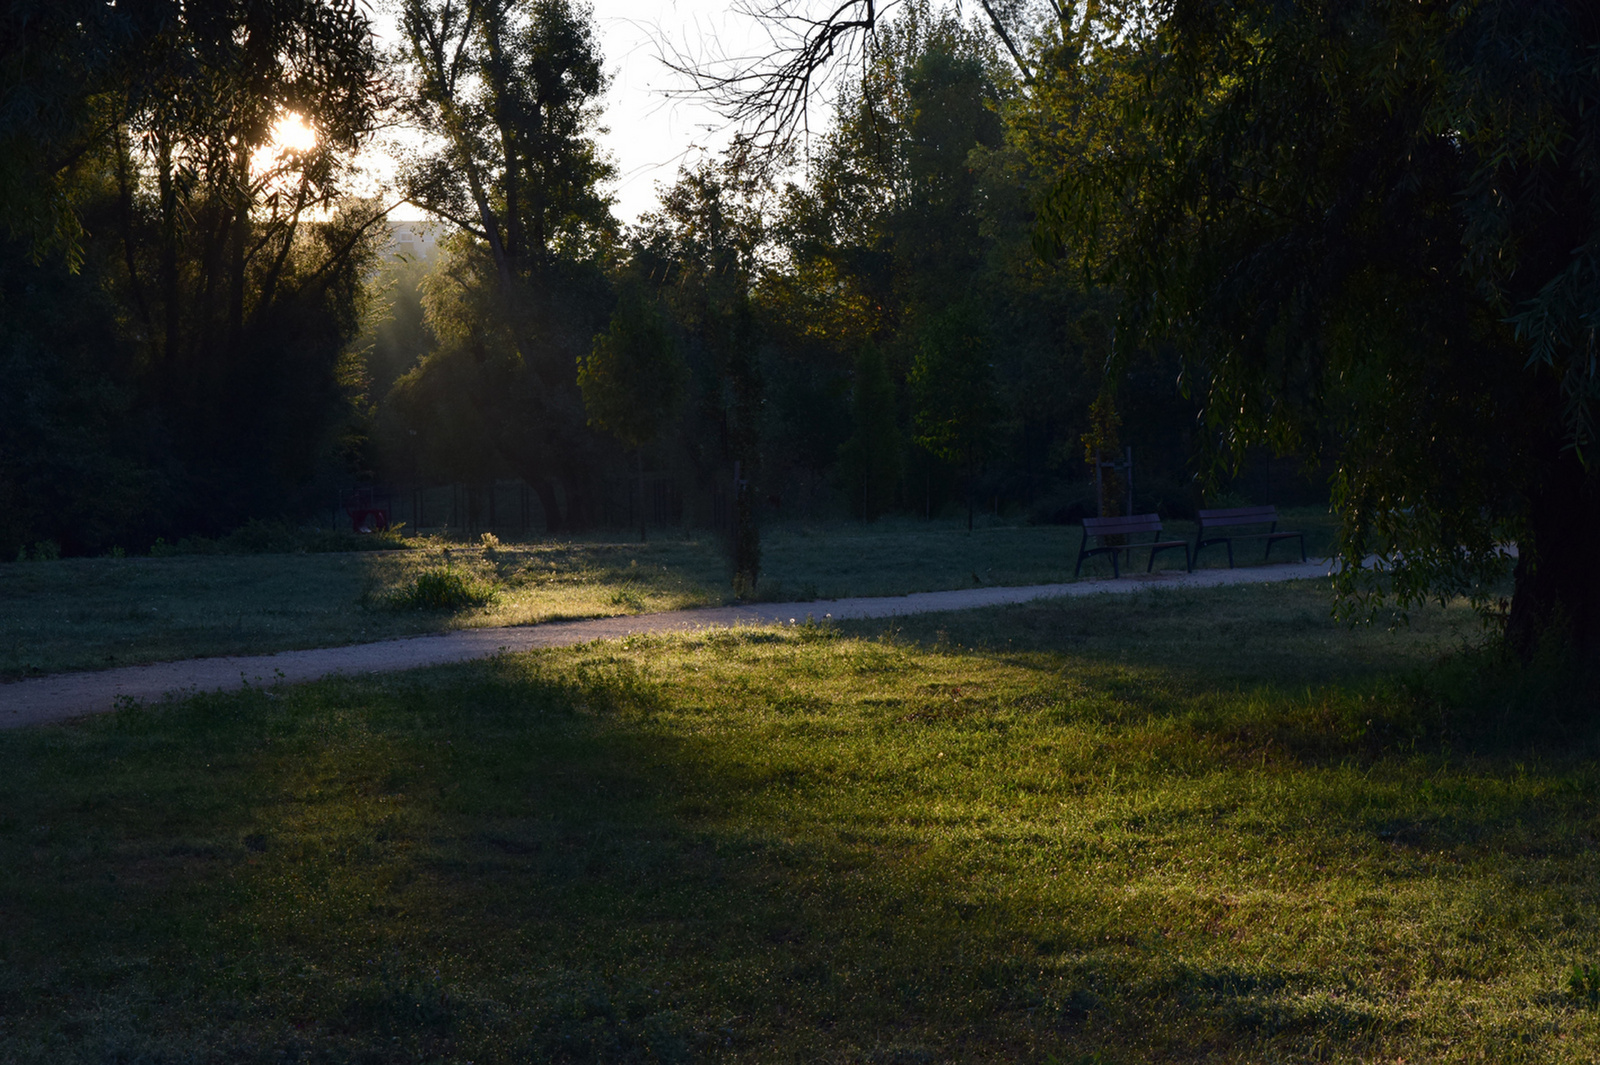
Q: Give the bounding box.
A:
[389,567,498,610]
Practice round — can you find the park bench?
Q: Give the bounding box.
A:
[1194,505,1306,567]
[1075,513,1192,578]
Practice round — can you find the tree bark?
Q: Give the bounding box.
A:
[638,448,648,543]
[532,478,564,535]
[1505,448,1600,663]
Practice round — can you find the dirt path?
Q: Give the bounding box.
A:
[0,560,1333,729]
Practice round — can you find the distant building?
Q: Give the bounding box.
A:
[385,219,445,263]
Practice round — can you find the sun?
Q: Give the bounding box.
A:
[269,111,318,154]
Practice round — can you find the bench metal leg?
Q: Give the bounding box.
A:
[1263,533,1306,564]
[1194,536,1232,568]
[1146,542,1192,573]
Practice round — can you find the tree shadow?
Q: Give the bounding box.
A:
[6,613,1596,1062]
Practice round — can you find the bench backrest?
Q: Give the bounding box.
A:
[1083,513,1165,539]
[1196,505,1279,529]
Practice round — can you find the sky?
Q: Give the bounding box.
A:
[371,0,792,227]
[589,0,761,223]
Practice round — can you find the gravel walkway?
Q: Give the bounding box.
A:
[0,559,1333,729]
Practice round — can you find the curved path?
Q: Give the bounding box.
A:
[0,559,1334,729]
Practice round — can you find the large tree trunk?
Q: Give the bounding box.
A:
[558,461,594,532]
[638,448,648,543]
[1505,448,1600,662]
[531,478,564,535]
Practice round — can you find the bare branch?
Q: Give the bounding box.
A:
[973,0,1033,84]
[658,0,893,160]
[656,0,1045,166]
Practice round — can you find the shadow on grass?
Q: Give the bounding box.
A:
[2,588,1599,1062]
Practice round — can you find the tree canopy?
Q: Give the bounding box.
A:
[1,0,387,554]
[1027,0,1600,656]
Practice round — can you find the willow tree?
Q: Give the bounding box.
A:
[1024,0,1600,661]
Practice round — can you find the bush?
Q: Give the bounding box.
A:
[390,567,499,611]
[13,539,61,562]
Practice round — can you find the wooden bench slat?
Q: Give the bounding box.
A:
[1083,515,1164,535]
[1197,505,1280,528]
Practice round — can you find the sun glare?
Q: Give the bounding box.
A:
[270,112,318,154]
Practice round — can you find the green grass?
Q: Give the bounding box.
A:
[0,537,726,679]
[0,509,1340,679]
[3,579,1596,1062]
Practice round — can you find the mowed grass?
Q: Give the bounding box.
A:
[0,538,726,680]
[0,509,1339,679]
[4,579,1597,1062]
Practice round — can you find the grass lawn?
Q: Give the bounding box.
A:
[4,578,1597,1062]
[0,509,1340,679]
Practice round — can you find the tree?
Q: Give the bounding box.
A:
[2,0,388,546]
[838,343,902,520]
[633,155,771,591]
[578,291,688,541]
[661,0,1039,157]
[397,0,613,279]
[1030,0,1600,659]
[395,0,616,530]
[0,233,156,557]
[910,301,998,530]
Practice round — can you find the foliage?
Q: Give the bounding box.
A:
[631,154,773,585]
[757,2,1201,525]
[359,248,438,402]
[911,301,1001,528]
[578,291,687,451]
[0,0,388,554]
[388,0,618,532]
[396,0,614,268]
[1081,391,1125,517]
[578,289,689,540]
[837,343,902,520]
[0,237,160,559]
[1030,0,1600,656]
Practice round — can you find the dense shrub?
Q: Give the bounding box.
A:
[390,567,499,610]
